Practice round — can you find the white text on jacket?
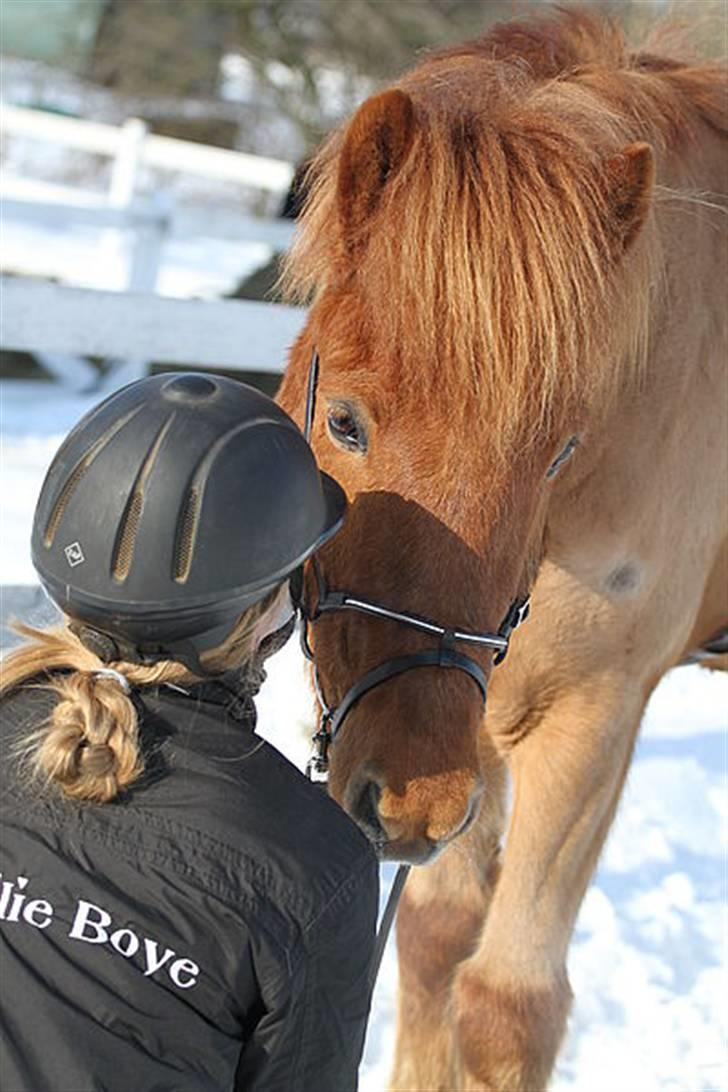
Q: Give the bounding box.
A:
[0,872,200,989]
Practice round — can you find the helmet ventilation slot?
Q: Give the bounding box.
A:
[43,406,143,548]
[174,487,201,583]
[113,492,143,581]
[111,413,176,583]
[44,455,94,547]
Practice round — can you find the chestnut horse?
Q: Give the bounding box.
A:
[278,9,727,1090]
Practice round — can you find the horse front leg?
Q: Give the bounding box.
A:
[390,740,507,1092]
[450,678,645,1092]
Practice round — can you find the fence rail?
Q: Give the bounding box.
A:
[0,104,294,192]
[1,276,305,372]
[2,192,296,251]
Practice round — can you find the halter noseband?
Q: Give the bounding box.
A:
[299,348,530,781]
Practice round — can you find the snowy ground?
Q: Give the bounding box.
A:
[2,380,726,1092]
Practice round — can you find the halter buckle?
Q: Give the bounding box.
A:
[516,599,531,627]
[306,722,332,782]
[492,596,530,665]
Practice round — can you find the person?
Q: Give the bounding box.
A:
[0,372,379,1092]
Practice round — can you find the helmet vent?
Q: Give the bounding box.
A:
[111,412,176,583]
[173,487,200,583]
[43,406,143,548]
[43,456,94,547]
[113,491,143,581]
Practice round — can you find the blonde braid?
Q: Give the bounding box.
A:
[1,586,285,804]
[33,672,143,804]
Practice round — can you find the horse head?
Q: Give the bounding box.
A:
[278,69,655,864]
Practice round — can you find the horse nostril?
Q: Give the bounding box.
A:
[351,779,386,844]
[452,786,483,839]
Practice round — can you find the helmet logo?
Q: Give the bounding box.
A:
[64,542,85,568]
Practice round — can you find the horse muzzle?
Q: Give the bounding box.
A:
[346,770,484,865]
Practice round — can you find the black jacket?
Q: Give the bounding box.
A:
[0,680,379,1092]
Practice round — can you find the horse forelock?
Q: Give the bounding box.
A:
[282,8,725,455]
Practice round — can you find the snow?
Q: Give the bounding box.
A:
[3,380,725,1092]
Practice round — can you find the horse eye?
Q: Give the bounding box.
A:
[326,403,367,453]
[546,436,579,479]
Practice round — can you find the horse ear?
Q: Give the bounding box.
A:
[603,142,654,254]
[337,89,416,243]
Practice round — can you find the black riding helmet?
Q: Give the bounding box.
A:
[31,372,346,671]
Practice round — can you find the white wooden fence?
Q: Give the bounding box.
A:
[1,277,306,371]
[0,106,304,385]
[1,105,294,192]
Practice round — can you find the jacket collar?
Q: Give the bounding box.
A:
[161,677,257,726]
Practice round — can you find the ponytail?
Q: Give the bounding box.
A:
[1,585,285,804]
[1,624,189,804]
[31,670,143,804]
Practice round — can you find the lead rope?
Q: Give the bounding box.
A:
[370,862,411,989]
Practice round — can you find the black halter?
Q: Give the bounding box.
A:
[299,348,530,781]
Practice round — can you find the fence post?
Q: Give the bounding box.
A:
[101,193,174,391]
[103,116,150,290]
[109,117,148,207]
[127,193,171,293]
[103,118,165,389]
